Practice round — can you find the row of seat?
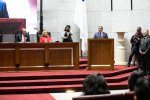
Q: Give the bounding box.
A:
[72,91,134,100]
[0,32,51,42]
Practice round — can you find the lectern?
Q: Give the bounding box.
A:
[88,39,114,70]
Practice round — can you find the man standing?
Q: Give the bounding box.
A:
[93,26,108,39]
[0,30,2,42]
[139,29,150,76]
[127,27,143,67]
[0,0,9,18]
[15,28,30,43]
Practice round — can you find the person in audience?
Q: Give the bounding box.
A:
[40,31,52,43]
[134,77,150,100]
[93,26,108,38]
[127,27,143,67]
[62,25,73,42]
[15,28,30,43]
[139,29,150,76]
[0,0,9,18]
[82,73,110,95]
[128,70,144,91]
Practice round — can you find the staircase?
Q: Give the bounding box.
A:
[79,58,88,69]
[0,64,137,94]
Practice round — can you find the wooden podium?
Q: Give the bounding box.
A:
[88,39,114,70]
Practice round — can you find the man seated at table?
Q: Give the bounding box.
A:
[93,26,108,39]
[15,28,30,43]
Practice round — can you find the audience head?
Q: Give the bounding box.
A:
[136,27,142,33]
[42,31,49,37]
[83,73,110,95]
[143,29,149,37]
[98,26,103,32]
[134,77,150,100]
[64,25,71,32]
[128,70,144,91]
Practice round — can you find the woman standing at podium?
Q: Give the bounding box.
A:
[62,25,73,42]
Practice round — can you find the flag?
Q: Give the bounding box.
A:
[73,0,88,53]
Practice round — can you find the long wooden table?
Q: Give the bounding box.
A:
[0,43,79,71]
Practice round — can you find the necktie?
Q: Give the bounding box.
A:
[143,37,147,44]
[99,32,101,38]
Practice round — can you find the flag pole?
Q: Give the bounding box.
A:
[73,0,88,57]
[40,0,43,33]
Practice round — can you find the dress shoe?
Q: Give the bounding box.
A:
[126,63,130,67]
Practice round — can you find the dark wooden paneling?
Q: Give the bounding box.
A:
[0,50,15,66]
[49,49,72,65]
[20,49,45,66]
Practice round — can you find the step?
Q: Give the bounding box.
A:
[0,94,55,100]
[0,81,128,94]
[0,72,131,87]
[79,59,88,64]
[79,64,88,69]
[0,67,137,81]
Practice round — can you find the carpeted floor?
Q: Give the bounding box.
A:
[0,66,137,94]
[0,93,55,100]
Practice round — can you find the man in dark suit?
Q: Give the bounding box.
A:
[139,29,150,76]
[15,28,30,43]
[0,0,9,18]
[93,26,108,38]
[0,30,2,42]
[127,27,143,67]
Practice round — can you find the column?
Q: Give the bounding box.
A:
[115,32,127,65]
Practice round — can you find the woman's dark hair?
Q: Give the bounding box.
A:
[64,25,71,31]
[83,73,110,95]
[128,70,144,91]
[134,77,150,100]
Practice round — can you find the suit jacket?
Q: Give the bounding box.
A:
[0,33,2,42]
[0,0,9,18]
[130,34,143,48]
[15,32,30,43]
[93,32,108,39]
[139,36,150,54]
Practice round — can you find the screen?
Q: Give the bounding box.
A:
[1,0,37,34]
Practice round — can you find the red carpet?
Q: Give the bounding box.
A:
[0,65,137,94]
[0,94,55,100]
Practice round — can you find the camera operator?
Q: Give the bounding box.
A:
[127,27,143,68]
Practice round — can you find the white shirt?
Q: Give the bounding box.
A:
[21,34,26,43]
